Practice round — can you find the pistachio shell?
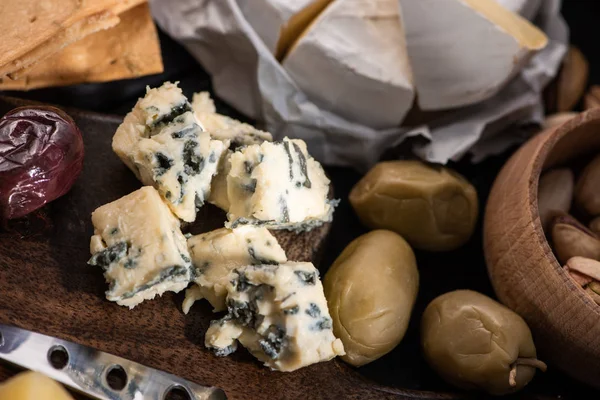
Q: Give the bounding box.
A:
[564,264,594,287]
[589,281,600,296]
[575,154,600,215]
[542,113,577,131]
[551,214,600,264]
[584,85,600,110]
[565,257,600,282]
[585,285,600,305]
[538,168,573,229]
[557,46,589,112]
[589,216,600,235]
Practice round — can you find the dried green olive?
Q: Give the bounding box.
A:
[324,230,419,366]
[349,161,478,252]
[421,290,546,395]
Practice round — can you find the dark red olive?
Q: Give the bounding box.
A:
[0,106,84,220]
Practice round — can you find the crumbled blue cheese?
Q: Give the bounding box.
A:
[191,91,275,212]
[132,112,226,222]
[88,187,192,309]
[205,318,242,357]
[183,226,287,314]
[226,137,336,231]
[112,82,196,178]
[192,91,272,147]
[205,262,345,372]
[207,149,233,212]
[139,82,193,131]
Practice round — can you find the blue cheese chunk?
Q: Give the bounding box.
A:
[192,91,272,147]
[192,91,274,212]
[205,319,242,357]
[183,226,287,313]
[138,82,193,130]
[132,112,226,222]
[113,82,196,177]
[88,187,192,309]
[207,149,233,212]
[205,262,345,372]
[226,137,336,231]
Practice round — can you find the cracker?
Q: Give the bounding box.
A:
[0,0,122,70]
[0,10,120,78]
[1,4,163,90]
[110,0,148,15]
[2,0,148,79]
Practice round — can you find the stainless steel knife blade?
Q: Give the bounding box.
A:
[0,324,226,400]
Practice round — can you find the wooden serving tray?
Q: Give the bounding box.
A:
[1,96,596,400]
[0,97,437,400]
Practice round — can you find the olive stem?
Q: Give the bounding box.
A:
[509,358,548,387]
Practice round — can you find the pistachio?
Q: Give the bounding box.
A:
[590,217,600,235]
[542,113,577,131]
[538,168,573,229]
[564,265,593,287]
[575,154,600,215]
[565,257,600,282]
[589,281,600,295]
[556,46,589,112]
[584,86,600,110]
[585,286,600,306]
[551,214,600,264]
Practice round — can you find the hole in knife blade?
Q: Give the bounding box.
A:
[48,345,69,370]
[164,385,192,400]
[106,364,128,391]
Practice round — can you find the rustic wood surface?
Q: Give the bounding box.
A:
[484,108,600,390]
[0,97,460,400]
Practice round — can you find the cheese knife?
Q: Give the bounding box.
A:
[0,323,226,400]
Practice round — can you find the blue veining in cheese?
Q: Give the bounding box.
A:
[112,82,227,222]
[192,91,272,147]
[183,226,287,314]
[113,82,194,176]
[133,112,226,222]
[88,187,192,309]
[205,262,345,371]
[226,137,336,231]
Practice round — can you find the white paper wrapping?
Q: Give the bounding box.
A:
[150,0,568,171]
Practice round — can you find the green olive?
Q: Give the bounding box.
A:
[324,230,419,366]
[349,160,478,252]
[421,290,546,395]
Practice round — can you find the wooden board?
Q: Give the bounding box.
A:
[0,97,450,400]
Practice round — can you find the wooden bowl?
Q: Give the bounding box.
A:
[484,108,600,388]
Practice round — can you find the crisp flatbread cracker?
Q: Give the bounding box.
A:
[0,0,146,78]
[0,0,122,70]
[110,0,147,15]
[0,4,163,90]
[1,10,120,78]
